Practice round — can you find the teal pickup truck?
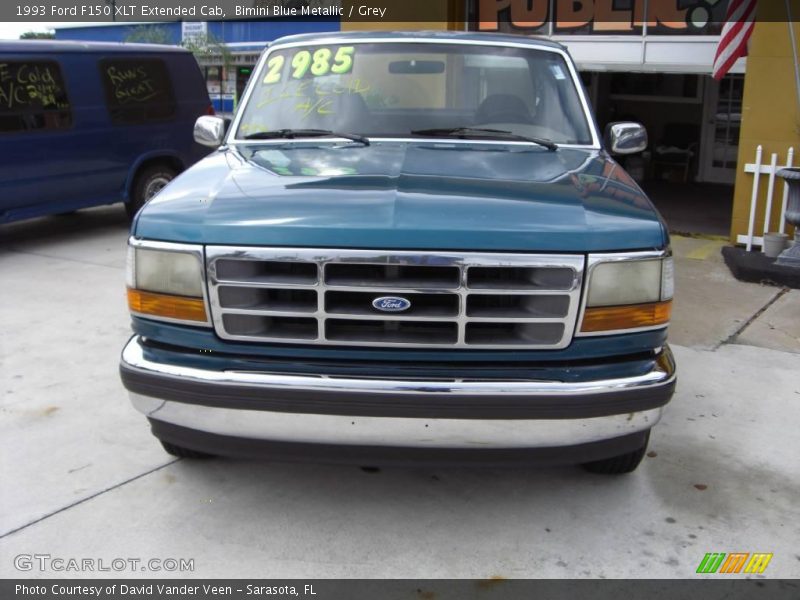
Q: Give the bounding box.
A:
[120,31,676,474]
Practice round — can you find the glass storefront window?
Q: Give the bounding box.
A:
[609,73,703,103]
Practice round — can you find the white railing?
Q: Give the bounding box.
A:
[738,146,796,251]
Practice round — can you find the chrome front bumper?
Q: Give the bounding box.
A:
[120,336,675,453]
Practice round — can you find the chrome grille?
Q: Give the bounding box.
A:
[206,248,585,349]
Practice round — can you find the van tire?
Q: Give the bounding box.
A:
[126,165,177,221]
[581,430,650,475]
[160,440,214,459]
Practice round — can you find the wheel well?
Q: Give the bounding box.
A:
[128,156,184,199]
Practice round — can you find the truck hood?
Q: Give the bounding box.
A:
[135,141,667,252]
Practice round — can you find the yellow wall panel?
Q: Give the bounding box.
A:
[730,17,800,241]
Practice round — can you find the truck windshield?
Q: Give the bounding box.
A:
[235,42,594,145]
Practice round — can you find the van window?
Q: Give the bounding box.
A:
[0,61,72,133]
[100,58,176,124]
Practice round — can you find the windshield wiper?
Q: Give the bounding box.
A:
[243,128,369,146]
[410,127,557,151]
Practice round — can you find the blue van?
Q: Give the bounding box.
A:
[0,40,212,223]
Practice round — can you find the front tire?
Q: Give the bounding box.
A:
[160,440,214,459]
[126,165,177,221]
[581,430,650,475]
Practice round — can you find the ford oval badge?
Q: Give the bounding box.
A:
[372,296,411,312]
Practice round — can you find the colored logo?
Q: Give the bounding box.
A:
[372,296,411,312]
[696,552,773,574]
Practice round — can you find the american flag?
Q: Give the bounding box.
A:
[712,0,758,80]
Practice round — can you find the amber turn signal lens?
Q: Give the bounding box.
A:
[581,300,672,333]
[127,288,208,323]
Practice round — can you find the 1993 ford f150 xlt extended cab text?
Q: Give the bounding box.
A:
[119,31,676,474]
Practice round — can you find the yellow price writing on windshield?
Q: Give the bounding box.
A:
[263,46,355,84]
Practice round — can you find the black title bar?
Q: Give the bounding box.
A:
[3,580,800,600]
[2,1,798,24]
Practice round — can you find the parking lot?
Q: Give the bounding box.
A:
[1,206,798,579]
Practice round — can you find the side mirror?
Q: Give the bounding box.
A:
[604,122,648,155]
[194,116,228,148]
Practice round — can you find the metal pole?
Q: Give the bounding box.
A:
[780,147,795,232]
[786,0,800,114]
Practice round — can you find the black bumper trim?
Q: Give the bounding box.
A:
[121,363,675,420]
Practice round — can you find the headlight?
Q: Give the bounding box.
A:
[126,240,209,325]
[580,253,673,334]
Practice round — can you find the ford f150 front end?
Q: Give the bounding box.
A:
[120,31,676,473]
